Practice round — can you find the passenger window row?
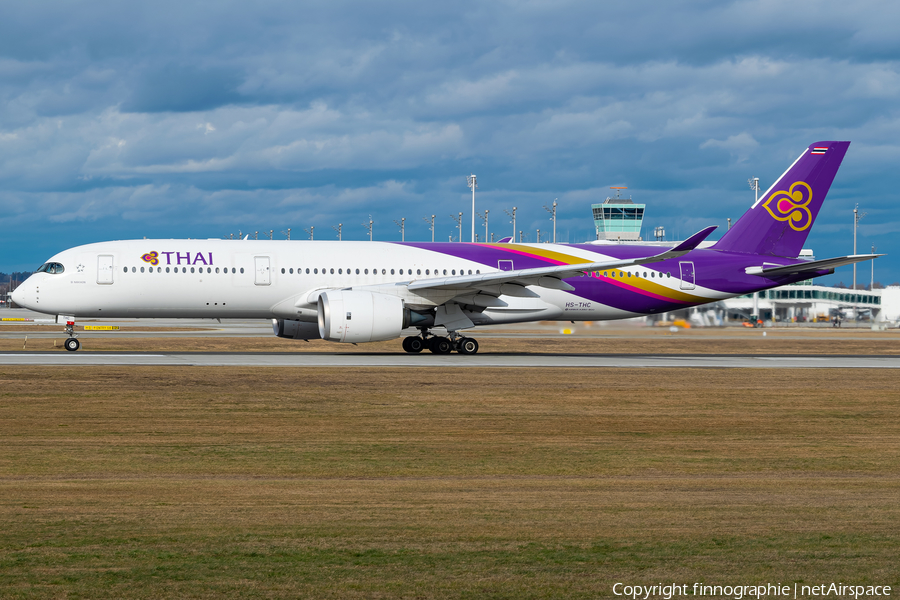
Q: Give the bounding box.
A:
[123,266,484,277]
[598,270,672,279]
[279,268,481,276]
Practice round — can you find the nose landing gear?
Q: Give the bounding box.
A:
[63,318,80,351]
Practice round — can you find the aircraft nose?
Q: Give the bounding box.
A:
[10,279,34,309]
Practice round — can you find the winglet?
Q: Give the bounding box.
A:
[630,225,718,266]
[670,226,717,253]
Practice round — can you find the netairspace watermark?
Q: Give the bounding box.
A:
[612,583,892,600]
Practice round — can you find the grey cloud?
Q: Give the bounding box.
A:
[122,65,245,113]
[2,0,900,281]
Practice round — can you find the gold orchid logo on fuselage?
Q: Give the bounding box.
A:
[762,181,813,231]
[141,251,159,265]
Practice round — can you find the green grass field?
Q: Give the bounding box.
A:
[1,367,898,598]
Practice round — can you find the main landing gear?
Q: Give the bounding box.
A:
[63,318,80,352]
[402,331,479,355]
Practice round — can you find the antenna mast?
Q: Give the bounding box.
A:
[543,199,558,243]
[422,215,435,243]
[853,204,866,289]
[504,207,517,239]
[393,217,406,242]
[450,212,463,243]
[467,175,477,243]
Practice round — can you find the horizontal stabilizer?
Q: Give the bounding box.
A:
[745,254,883,277]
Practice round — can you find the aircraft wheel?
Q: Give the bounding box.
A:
[429,336,452,355]
[402,336,424,353]
[457,337,479,355]
[407,337,424,353]
[64,338,80,352]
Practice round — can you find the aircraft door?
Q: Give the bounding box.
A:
[679,261,695,290]
[498,260,514,271]
[97,255,114,285]
[254,256,271,286]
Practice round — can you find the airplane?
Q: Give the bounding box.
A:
[11,141,880,353]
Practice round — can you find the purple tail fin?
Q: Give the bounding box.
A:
[713,141,850,257]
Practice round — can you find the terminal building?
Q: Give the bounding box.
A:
[700,283,899,326]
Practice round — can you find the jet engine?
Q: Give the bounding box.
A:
[272,318,322,340]
[317,290,407,343]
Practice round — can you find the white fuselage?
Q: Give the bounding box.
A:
[12,239,705,324]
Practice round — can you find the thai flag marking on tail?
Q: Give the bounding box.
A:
[811,147,828,154]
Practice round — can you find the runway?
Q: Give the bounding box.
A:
[2,351,899,368]
[4,308,899,367]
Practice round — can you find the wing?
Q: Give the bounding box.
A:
[745,254,882,277]
[407,226,717,295]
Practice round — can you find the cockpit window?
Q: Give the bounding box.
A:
[35,262,65,274]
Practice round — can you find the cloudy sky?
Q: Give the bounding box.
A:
[2,0,898,285]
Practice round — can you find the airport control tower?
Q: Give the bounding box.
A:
[592,187,645,241]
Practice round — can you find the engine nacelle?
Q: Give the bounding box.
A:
[272,318,322,340]
[317,290,405,343]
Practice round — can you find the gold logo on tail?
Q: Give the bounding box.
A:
[762,181,813,231]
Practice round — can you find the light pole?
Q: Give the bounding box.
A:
[477,210,489,243]
[504,207,517,239]
[450,212,463,243]
[748,177,760,205]
[394,217,406,242]
[363,216,373,241]
[467,174,477,242]
[871,244,876,289]
[543,199,557,243]
[282,228,292,240]
[536,228,541,243]
[853,204,866,289]
[423,215,435,243]
[332,223,342,241]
